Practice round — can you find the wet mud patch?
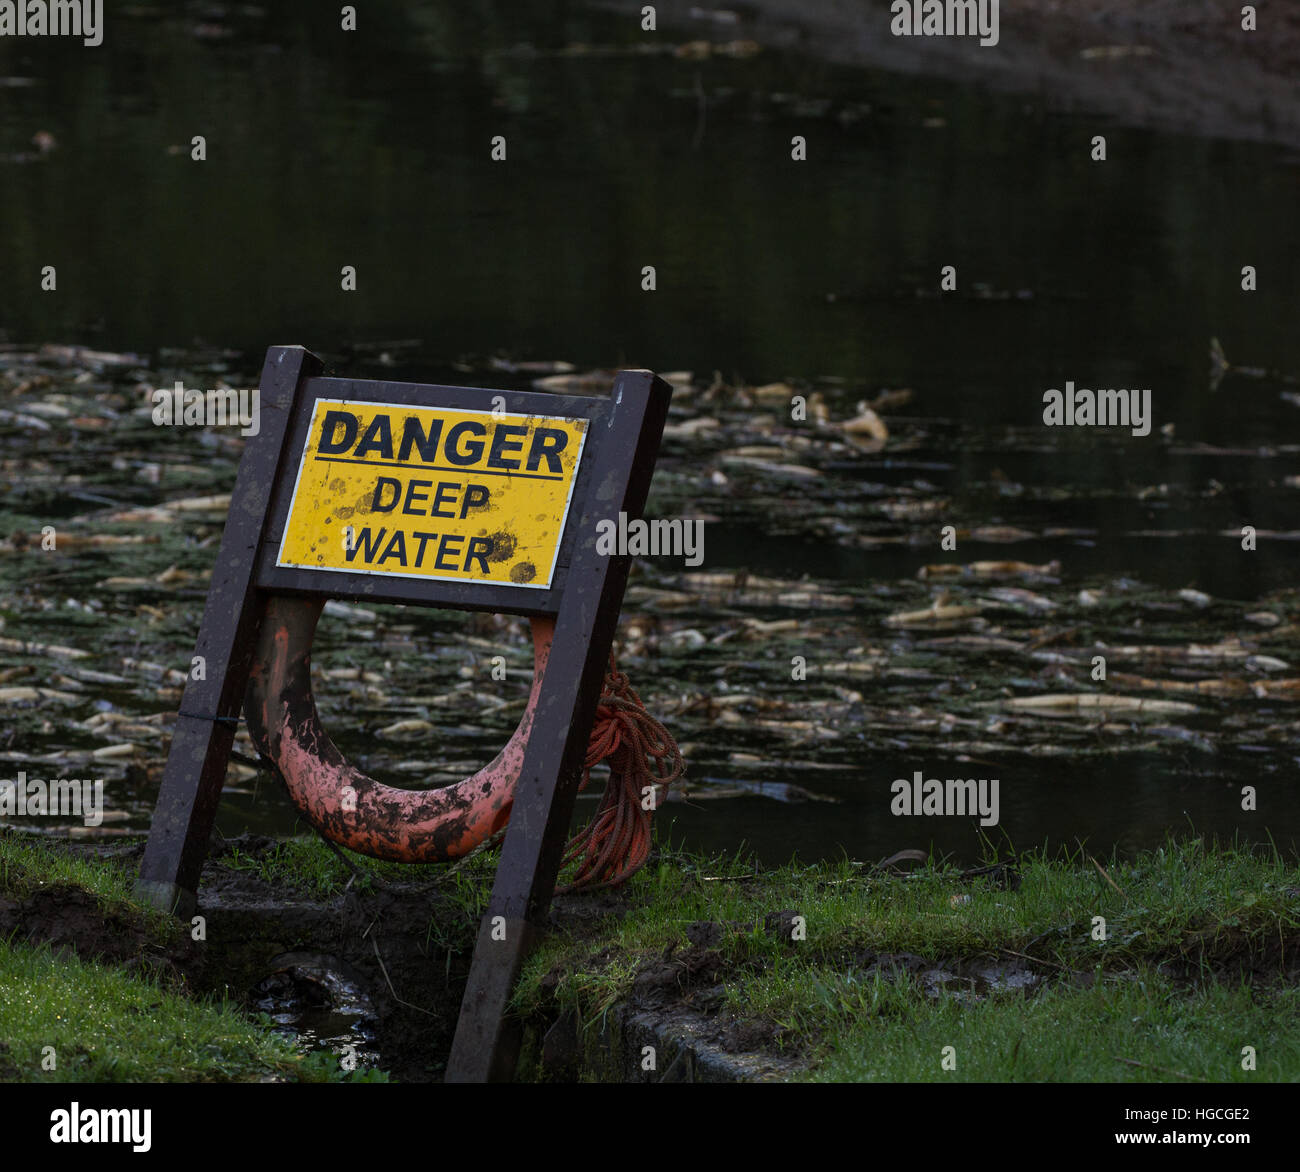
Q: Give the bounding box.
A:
[631,944,727,1002]
[484,530,516,562]
[194,836,481,1081]
[253,951,382,1068]
[1164,922,1300,990]
[855,953,1043,1003]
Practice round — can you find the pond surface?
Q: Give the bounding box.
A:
[1,1,1298,866]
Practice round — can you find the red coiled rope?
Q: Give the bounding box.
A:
[557,656,685,893]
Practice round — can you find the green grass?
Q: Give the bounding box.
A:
[0,831,150,906]
[223,833,497,904]
[0,941,344,1082]
[807,972,1300,1082]
[222,835,411,899]
[513,838,1300,1081]
[4,828,1297,1082]
[0,830,381,1083]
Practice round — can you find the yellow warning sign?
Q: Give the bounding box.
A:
[277,399,589,588]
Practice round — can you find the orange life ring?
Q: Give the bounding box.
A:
[244,593,552,862]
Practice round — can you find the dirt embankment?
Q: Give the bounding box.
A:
[602,0,1300,150]
[0,835,474,1081]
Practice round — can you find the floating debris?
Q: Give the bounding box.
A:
[3,344,1298,849]
[919,560,1060,581]
[838,403,889,451]
[885,601,985,627]
[982,694,1200,717]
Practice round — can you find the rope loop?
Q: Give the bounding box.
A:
[558,654,684,893]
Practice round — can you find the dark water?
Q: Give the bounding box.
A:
[4,4,1296,402]
[3,1,1299,863]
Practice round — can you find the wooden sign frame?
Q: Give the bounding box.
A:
[134,345,673,1082]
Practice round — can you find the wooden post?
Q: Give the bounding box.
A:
[444,370,672,1082]
[135,346,322,918]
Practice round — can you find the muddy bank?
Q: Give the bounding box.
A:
[513,843,1300,1082]
[0,832,768,1082]
[200,846,779,1082]
[599,0,1300,149]
[5,832,1298,1082]
[0,833,469,1080]
[195,839,472,1081]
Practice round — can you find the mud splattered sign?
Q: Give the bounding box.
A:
[277,399,589,588]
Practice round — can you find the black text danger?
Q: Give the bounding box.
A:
[318,409,569,474]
